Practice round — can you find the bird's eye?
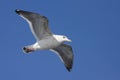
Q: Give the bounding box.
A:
[63,36,66,38]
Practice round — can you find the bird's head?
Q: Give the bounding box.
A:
[61,35,72,42]
[54,35,72,43]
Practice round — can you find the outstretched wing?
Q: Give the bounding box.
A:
[51,44,74,72]
[15,9,52,40]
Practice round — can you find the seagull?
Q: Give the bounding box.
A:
[15,9,74,72]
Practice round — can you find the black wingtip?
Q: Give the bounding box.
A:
[15,9,21,14]
[67,67,72,72]
[66,67,71,72]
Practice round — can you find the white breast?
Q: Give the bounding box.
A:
[37,35,62,50]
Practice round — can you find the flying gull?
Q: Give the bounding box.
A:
[15,9,74,72]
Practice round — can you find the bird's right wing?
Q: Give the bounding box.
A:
[15,9,52,40]
[51,44,74,72]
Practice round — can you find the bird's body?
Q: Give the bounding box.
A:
[32,35,67,50]
[15,9,74,72]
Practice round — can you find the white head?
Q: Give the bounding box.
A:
[54,35,72,43]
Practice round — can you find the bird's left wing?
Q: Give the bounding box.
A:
[51,44,74,72]
[15,9,52,40]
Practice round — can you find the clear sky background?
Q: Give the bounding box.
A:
[0,0,120,80]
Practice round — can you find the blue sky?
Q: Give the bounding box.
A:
[0,0,120,80]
